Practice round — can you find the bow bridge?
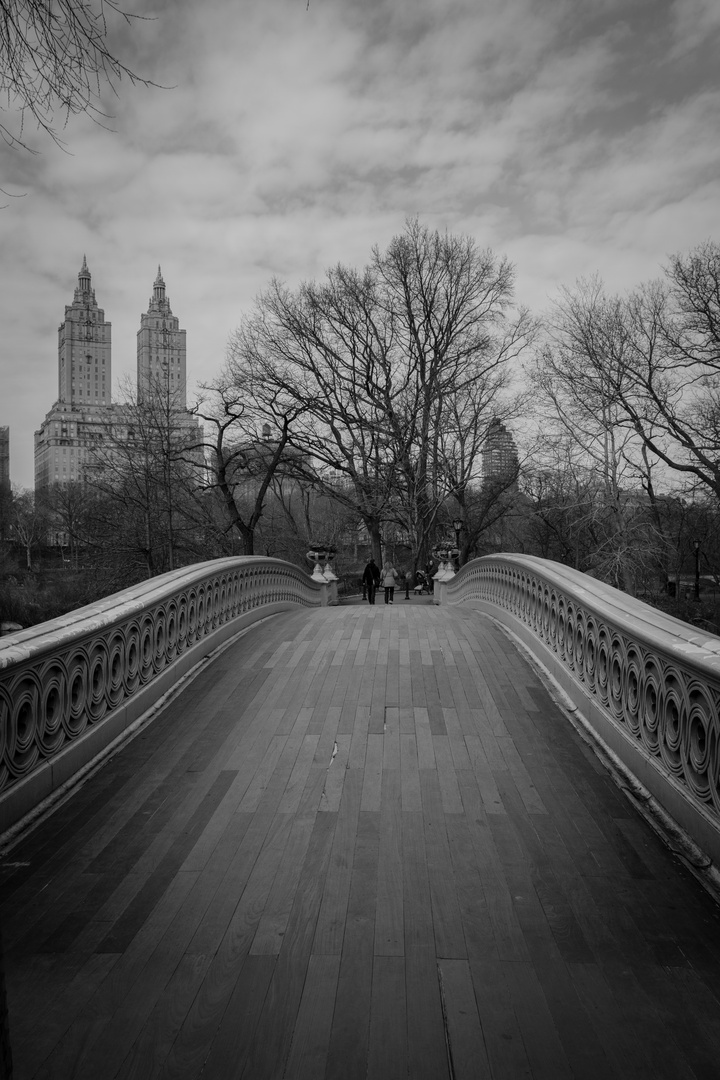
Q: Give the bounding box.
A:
[2,555,720,1078]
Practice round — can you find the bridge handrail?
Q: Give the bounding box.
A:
[0,557,323,833]
[442,554,720,858]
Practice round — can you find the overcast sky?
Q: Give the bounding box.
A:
[2,0,719,488]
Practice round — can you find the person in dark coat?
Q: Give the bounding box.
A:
[362,558,381,604]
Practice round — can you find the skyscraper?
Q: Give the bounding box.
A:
[35,260,200,495]
[482,418,519,484]
[57,255,112,408]
[35,258,113,490]
[137,267,187,409]
[0,427,9,488]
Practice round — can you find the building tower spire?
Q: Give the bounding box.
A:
[77,255,91,297]
[153,265,166,304]
[34,257,112,490]
[137,266,187,408]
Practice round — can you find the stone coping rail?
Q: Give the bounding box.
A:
[439,554,720,869]
[0,557,324,837]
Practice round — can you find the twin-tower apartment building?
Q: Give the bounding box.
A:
[34,258,196,490]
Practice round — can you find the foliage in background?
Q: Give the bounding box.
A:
[3,234,720,630]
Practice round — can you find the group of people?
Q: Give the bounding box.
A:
[361,558,430,604]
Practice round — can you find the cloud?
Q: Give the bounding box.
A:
[1,0,720,487]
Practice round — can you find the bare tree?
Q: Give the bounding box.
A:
[1,0,159,154]
[233,264,399,563]
[89,376,203,576]
[614,243,720,501]
[531,278,659,592]
[9,488,46,569]
[44,479,94,567]
[373,219,535,567]
[230,220,533,570]
[195,353,308,557]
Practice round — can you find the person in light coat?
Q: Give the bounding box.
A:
[381,562,399,604]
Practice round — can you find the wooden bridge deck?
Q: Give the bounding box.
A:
[3,599,720,1079]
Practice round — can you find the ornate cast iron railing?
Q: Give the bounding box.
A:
[0,558,324,835]
[441,554,720,865]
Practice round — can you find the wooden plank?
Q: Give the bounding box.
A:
[631,962,720,1079]
[496,734,548,815]
[585,960,698,1080]
[399,705,415,734]
[568,962,671,1080]
[113,951,210,1079]
[94,770,239,954]
[419,770,466,960]
[442,707,473,770]
[405,947,451,1080]
[324,811,380,1080]
[313,770,362,955]
[402,811,434,951]
[500,959,574,1079]
[369,670,387,732]
[127,812,295,1078]
[282,954,341,1080]
[242,812,336,1079]
[8,952,120,1079]
[531,959,620,1080]
[367,955,407,1079]
[318,734,351,814]
[444,815,497,961]
[278,723,324,814]
[313,706,342,769]
[414,706,436,769]
[432,736,464,813]
[382,712,399,773]
[186,954,276,1080]
[249,813,316,955]
[437,957,492,1079]
[348,706,370,769]
[236,737,288,814]
[469,958,533,1079]
[374,769,403,957]
[36,860,236,1079]
[361,734,384,812]
[400,733,422,812]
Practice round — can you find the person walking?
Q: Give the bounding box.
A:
[381,561,399,604]
[404,568,413,599]
[362,558,381,604]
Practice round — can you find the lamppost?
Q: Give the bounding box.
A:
[694,538,701,600]
[452,518,463,566]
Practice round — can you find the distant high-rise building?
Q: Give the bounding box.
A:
[137,267,187,409]
[35,258,113,490]
[57,255,112,408]
[0,427,9,488]
[35,259,201,497]
[482,418,519,484]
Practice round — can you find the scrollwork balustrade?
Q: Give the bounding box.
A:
[0,558,322,806]
[444,555,720,823]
